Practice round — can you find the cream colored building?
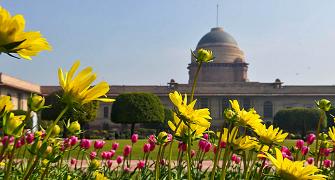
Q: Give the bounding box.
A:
[5,27,335,129]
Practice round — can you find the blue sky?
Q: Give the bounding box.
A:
[1,0,335,85]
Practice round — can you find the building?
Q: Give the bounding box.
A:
[4,27,335,129]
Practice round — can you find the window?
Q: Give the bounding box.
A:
[243,98,251,110]
[103,106,109,118]
[18,93,22,110]
[200,98,209,108]
[220,97,230,118]
[263,101,273,118]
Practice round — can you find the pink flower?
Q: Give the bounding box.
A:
[90,151,97,160]
[112,142,119,150]
[124,167,130,173]
[203,134,209,140]
[198,140,206,150]
[323,159,331,168]
[116,156,123,164]
[80,139,91,149]
[107,160,113,167]
[69,136,78,146]
[160,159,165,165]
[220,141,226,148]
[143,143,151,153]
[94,140,105,149]
[123,145,132,157]
[148,135,157,145]
[235,157,241,164]
[15,139,24,148]
[204,142,212,153]
[213,145,218,154]
[109,150,115,158]
[150,143,156,151]
[301,146,309,156]
[137,160,145,169]
[306,133,316,145]
[178,142,187,152]
[307,157,314,165]
[167,134,173,142]
[101,151,108,159]
[295,139,304,150]
[2,136,14,146]
[25,133,34,144]
[70,158,77,165]
[281,146,292,156]
[191,150,196,158]
[131,134,139,143]
[231,154,237,162]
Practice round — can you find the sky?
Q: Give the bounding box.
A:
[1,0,335,86]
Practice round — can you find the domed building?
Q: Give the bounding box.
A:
[39,26,335,130]
[188,27,248,83]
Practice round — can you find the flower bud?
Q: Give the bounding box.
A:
[124,167,130,173]
[224,109,235,120]
[68,121,81,134]
[5,113,25,136]
[203,134,209,140]
[323,159,331,168]
[90,151,97,160]
[178,142,187,152]
[231,154,237,162]
[112,142,119,150]
[191,150,196,158]
[70,158,77,165]
[301,146,309,156]
[192,48,214,63]
[157,131,168,143]
[316,99,331,111]
[45,146,53,155]
[116,156,123,164]
[235,157,241,164]
[281,146,291,156]
[148,135,157,145]
[123,145,132,157]
[2,136,14,146]
[28,94,45,112]
[295,139,304,150]
[137,160,145,169]
[143,143,151,153]
[306,133,316,145]
[107,160,113,168]
[307,157,314,165]
[204,142,212,153]
[109,150,115,158]
[50,125,61,137]
[94,140,105,149]
[25,133,34,144]
[80,139,91,149]
[131,134,139,143]
[69,136,78,146]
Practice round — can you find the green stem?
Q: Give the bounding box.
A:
[186,129,192,180]
[210,124,225,180]
[40,161,50,180]
[155,144,162,180]
[44,105,69,142]
[315,111,324,166]
[167,120,183,180]
[23,156,39,180]
[190,62,202,102]
[4,138,18,180]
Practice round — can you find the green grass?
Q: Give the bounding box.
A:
[15,139,302,160]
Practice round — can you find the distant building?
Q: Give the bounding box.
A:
[4,27,335,129]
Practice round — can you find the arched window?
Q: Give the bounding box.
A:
[263,101,273,118]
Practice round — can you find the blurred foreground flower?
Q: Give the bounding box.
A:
[58,60,115,105]
[264,148,326,180]
[0,6,51,60]
[0,95,13,117]
[4,113,25,136]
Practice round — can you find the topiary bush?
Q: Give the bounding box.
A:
[111,92,165,135]
[273,107,327,138]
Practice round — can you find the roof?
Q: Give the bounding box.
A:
[0,73,41,94]
[197,27,238,48]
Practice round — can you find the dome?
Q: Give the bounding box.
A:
[197,27,238,47]
[193,27,245,63]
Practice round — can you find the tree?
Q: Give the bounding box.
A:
[273,107,327,138]
[41,91,99,132]
[111,92,165,135]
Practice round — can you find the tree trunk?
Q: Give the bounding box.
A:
[131,123,135,136]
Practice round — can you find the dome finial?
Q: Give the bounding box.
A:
[216,4,219,27]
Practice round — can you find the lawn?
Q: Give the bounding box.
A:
[15,139,301,160]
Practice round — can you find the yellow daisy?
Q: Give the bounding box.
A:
[0,6,51,60]
[168,113,207,139]
[58,60,115,105]
[169,91,211,128]
[0,95,13,116]
[265,148,326,180]
[252,124,288,145]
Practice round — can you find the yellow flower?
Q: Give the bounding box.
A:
[229,100,263,128]
[168,113,207,139]
[68,121,80,134]
[264,148,326,180]
[229,100,241,113]
[191,48,215,63]
[217,127,257,151]
[50,124,61,137]
[0,95,13,116]
[253,124,288,145]
[0,6,51,60]
[58,60,115,105]
[169,91,211,128]
[328,126,335,143]
[28,94,46,111]
[90,160,100,169]
[4,112,25,136]
[93,171,108,180]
